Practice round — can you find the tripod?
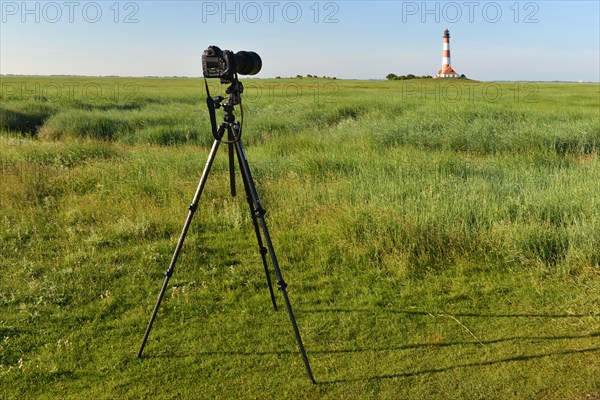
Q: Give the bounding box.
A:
[137,78,316,384]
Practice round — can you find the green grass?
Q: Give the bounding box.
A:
[0,77,599,399]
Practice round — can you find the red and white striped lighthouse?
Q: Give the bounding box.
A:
[435,29,459,78]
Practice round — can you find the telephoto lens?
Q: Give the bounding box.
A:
[233,51,262,75]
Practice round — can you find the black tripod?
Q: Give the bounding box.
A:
[137,78,315,384]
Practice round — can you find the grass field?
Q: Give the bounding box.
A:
[1,76,599,399]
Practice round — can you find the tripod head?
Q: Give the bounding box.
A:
[211,80,244,109]
[206,77,244,143]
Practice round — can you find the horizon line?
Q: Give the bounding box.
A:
[1,74,599,84]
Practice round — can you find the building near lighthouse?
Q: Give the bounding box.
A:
[435,29,461,78]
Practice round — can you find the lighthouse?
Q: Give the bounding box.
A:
[435,29,460,78]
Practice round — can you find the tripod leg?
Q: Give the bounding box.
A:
[228,130,236,197]
[233,138,316,384]
[138,138,222,358]
[234,132,278,310]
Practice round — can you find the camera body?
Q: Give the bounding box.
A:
[202,46,262,83]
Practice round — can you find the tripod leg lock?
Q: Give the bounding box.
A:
[260,246,268,256]
[254,206,266,218]
[188,203,198,212]
[164,269,174,278]
[277,280,288,290]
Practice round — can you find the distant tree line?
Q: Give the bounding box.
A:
[386,73,433,80]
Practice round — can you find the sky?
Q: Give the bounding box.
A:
[1,1,599,81]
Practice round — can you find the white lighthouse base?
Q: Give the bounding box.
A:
[435,64,460,78]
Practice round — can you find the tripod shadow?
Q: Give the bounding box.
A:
[321,347,600,384]
[300,308,600,384]
[303,308,600,319]
[309,332,600,355]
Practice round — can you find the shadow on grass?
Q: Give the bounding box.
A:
[137,341,599,386]
[135,308,599,384]
[310,332,600,355]
[320,347,600,384]
[137,307,599,358]
[299,308,600,384]
[139,332,599,358]
[302,308,600,319]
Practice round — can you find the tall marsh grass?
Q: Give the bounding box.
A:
[1,77,598,277]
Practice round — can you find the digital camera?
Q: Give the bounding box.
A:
[202,46,262,83]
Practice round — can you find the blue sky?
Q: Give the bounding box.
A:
[1,1,599,81]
